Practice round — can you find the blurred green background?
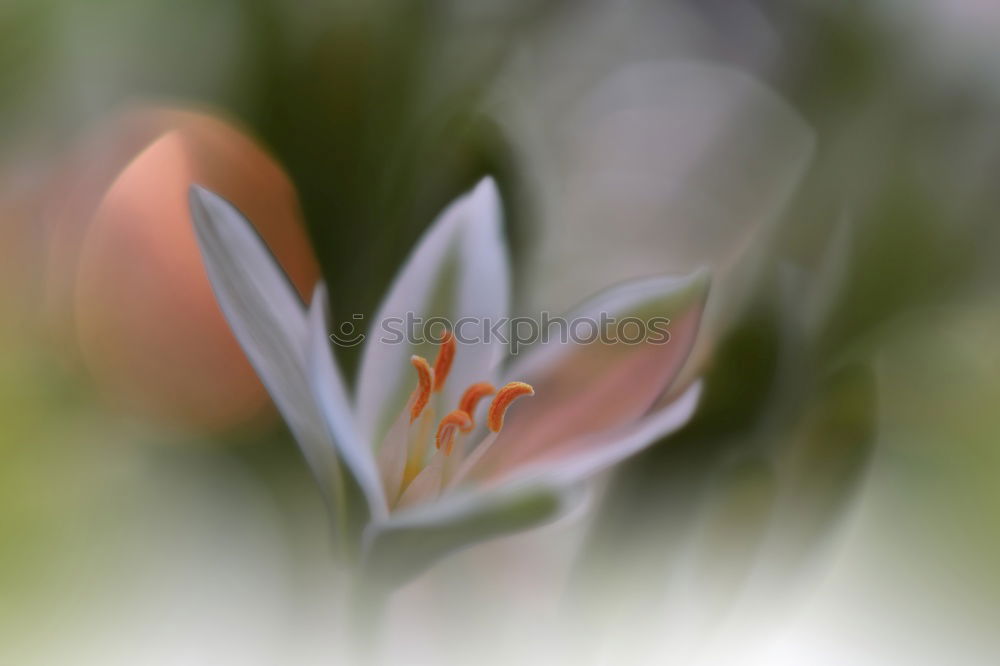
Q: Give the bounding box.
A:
[2,1,999,663]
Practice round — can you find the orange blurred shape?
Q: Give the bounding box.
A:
[71,109,319,431]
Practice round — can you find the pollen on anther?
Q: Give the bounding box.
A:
[409,356,434,423]
[457,382,496,431]
[436,409,472,455]
[432,331,456,392]
[487,381,534,432]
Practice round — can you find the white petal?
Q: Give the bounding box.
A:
[394,449,446,510]
[446,431,499,489]
[306,284,388,520]
[362,481,575,588]
[375,405,419,504]
[188,186,341,497]
[356,177,510,445]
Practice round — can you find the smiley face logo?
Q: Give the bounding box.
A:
[329,313,366,347]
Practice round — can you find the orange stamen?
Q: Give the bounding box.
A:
[409,356,434,423]
[432,331,456,392]
[436,410,472,455]
[457,382,496,431]
[487,381,534,432]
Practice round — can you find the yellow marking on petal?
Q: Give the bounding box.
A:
[432,331,456,392]
[436,409,472,455]
[409,356,434,423]
[402,406,435,487]
[487,381,534,432]
[457,382,496,432]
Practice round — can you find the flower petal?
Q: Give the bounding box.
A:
[188,186,343,504]
[362,482,574,588]
[356,177,510,445]
[503,381,702,486]
[306,283,388,521]
[361,384,701,585]
[394,449,446,510]
[474,270,709,479]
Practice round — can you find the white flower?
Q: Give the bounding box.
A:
[189,178,708,584]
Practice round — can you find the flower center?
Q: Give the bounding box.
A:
[386,332,533,507]
[412,333,533,445]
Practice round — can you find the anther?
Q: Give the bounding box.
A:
[409,356,434,423]
[457,382,496,431]
[487,381,534,432]
[432,331,456,392]
[436,410,472,455]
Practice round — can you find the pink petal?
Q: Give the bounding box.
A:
[506,382,703,486]
[471,271,708,480]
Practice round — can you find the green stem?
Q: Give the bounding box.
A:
[346,573,391,665]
